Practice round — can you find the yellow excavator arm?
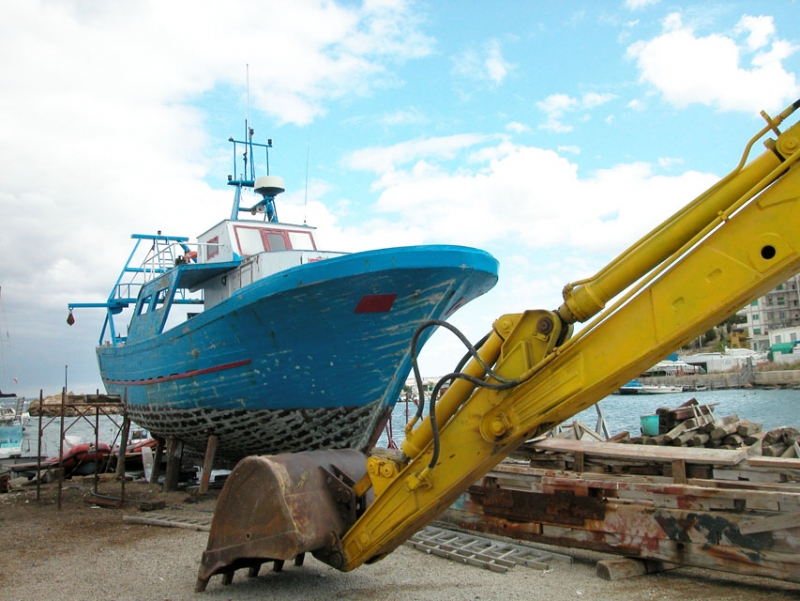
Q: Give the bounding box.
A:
[197,99,800,590]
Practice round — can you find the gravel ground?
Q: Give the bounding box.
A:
[1,478,800,601]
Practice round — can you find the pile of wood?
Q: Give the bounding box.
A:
[28,392,123,417]
[629,398,800,458]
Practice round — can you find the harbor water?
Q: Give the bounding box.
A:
[4,405,130,459]
[380,387,800,448]
[6,387,800,456]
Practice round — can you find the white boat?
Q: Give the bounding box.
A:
[618,380,683,395]
[680,348,768,373]
[0,406,24,461]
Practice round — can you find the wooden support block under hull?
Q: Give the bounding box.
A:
[596,558,677,581]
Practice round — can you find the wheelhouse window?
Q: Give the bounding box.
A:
[234,226,317,255]
[207,236,220,260]
[266,232,287,251]
[236,228,265,255]
[137,295,153,315]
[154,287,170,311]
[288,231,315,250]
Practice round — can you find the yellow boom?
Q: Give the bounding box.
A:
[197,99,800,590]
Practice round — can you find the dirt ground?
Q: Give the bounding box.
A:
[2,477,800,601]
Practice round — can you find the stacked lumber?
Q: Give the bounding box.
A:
[28,392,123,416]
[629,398,800,458]
[441,444,800,585]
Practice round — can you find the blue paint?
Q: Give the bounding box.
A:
[69,127,498,458]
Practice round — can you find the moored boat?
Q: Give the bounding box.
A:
[46,441,112,476]
[0,405,26,462]
[618,379,683,395]
[0,423,23,461]
[68,124,498,462]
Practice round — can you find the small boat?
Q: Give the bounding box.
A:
[0,423,23,461]
[0,405,27,461]
[47,441,112,476]
[68,123,498,462]
[618,380,683,395]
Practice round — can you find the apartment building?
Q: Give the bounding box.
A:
[740,274,800,351]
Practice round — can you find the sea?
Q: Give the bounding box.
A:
[4,387,800,457]
[378,387,800,447]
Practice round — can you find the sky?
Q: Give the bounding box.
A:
[1,0,799,399]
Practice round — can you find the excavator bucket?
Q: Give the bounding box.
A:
[196,449,369,592]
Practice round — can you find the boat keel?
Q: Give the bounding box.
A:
[196,448,369,592]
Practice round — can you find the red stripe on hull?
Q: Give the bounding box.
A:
[104,359,252,387]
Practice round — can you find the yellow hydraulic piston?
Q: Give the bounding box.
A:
[559,105,800,324]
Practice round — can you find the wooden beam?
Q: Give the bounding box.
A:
[198,434,218,495]
[747,456,800,469]
[671,459,687,484]
[163,436,182,492]
[739,513,800,534]
[532,438,746,465]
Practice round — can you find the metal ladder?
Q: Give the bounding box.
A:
[406,526,572,573]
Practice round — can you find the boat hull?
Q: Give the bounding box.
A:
[98,246,498,461]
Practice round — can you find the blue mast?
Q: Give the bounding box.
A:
[227,122,284,222]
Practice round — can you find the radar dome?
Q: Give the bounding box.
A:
[254,175,285,198]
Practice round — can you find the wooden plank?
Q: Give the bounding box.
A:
[532,438,747,465]
[739,513,800,534]
[489,466,800,506]
[747,456,800,469]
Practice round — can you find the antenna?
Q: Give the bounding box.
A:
[304,135,310,225]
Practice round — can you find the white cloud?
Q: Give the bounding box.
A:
[627,12,800,113]
[537,92,616,132]
[452,39,512,87]
[658,157,684,169]
[342,133,495,173]
[537,94,579,132]
[381,107,429,126]
[0,0,434,397]
[735,15,775,52]
[625,0,660,9]
[506,121,530,134]
[351,140,716,256]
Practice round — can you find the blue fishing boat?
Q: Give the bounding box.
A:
[68,125,498,462]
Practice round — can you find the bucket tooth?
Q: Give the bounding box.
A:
[196,449,369,591]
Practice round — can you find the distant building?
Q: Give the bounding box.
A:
[740,274,800,351]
